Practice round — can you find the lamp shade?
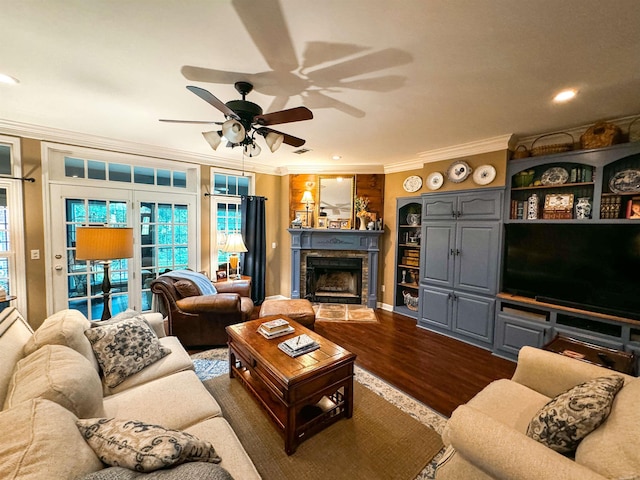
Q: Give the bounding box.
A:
[243,142,261,157]
[202,130,223,150]
[301,190,314,205]
[76,227,134,261]
[265,132,284,152]
[222,233,248,254]
[221,119,246,143]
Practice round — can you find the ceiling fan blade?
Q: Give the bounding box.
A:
[254,106,313,126]
[257,127,305,147]
[186,86,240,121]
[159,119,220,124]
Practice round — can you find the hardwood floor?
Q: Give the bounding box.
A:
[314,308,516,418]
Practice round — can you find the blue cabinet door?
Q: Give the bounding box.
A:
[421,223,455,288]
[454,222,500,295]
[419,285,452,330]
[453,291,495,346]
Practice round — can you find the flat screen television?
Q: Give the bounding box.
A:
[503,223,640,320]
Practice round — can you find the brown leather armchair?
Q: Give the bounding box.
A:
[150,275,254,348]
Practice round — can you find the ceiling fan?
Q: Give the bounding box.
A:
[160,81,313,157]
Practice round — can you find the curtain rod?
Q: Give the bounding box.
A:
[0,175,35,183]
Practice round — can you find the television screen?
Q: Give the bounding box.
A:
[503,224,640,320]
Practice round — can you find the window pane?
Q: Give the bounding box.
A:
[158,204,173,223]
[157,169,171,186]
[0,145,11,175]
[109,163,131,183]
[238,176,250,196]
[134,166,155,185]
[174,205,188,223]
[173,171,186,188]
[87,160,106,180]
[214,174,227,194]
[65,157,85,178]
[88,200,107,224]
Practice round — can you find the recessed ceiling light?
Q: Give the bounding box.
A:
[0,73,19,85]
[553,89,577,103]
[332,155,342,160]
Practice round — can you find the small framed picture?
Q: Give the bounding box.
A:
[317,217,328,228]
[215,269,227,281]
[627,197,640,219]
[295,210,313,228]
[329,220,341,229]
[339,218,351,229]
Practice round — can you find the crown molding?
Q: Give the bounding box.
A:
[384,134,513,174]
[0,119,280,174]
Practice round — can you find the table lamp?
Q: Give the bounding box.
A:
[75,226,134,321]
[222,233,248,280]
[301,190,314,227]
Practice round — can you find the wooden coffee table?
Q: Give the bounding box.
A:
[226,316,356,454]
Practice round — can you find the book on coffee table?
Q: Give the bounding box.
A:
[258,324,295,339]
[278,334,320,357]
[260,318,290,333]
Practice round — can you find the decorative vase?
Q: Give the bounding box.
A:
[575,197,592,219]
[359,216,367,230]
[527,194,539,220]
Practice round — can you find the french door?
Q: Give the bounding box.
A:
[50,185,196,320]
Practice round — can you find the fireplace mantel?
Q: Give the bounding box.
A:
[288,229,383,308]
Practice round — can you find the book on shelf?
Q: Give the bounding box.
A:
[278,334,320,357]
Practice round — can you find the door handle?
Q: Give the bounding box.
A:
[54,265,63,271]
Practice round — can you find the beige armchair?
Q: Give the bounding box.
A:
[436,346,638,480]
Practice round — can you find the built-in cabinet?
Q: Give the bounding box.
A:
[394,198,421,318]
[494,142,640,366]
[418,189,503,349]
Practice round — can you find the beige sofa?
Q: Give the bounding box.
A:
[0,307,260,480]
[436,346,638,480]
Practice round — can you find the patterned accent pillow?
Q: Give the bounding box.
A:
[526,375,624,453]
[84,318,171,388]
[76,418,221,472]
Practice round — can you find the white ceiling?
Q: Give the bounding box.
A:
[2,0,640,174]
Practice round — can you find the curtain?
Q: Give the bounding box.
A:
[240,195,267,305]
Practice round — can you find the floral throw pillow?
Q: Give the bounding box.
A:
[76,418,221,472]
[84,318,171,388]
[526,375,624,453]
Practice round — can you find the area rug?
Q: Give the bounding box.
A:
[192,349,446,479]
[313,303,379,322]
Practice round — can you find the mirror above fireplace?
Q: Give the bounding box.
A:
[318,176,354,223]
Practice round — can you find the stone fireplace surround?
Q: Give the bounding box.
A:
[288,229,383,308]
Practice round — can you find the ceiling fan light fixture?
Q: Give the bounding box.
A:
[265,132,284,152]
[202,130,223,150]
[243,142,261,157]
[221,119,246,143]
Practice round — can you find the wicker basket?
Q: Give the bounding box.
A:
[530,132,574,157]
[402,290,419,311]
[580,121,622,149]
[511,144,530,159]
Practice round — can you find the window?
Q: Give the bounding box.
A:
[210,170,253,271]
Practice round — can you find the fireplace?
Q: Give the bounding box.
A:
[289,229,383,308]
[306,256,363,304]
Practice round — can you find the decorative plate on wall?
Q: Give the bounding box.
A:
[446,160,472,183]
[402,175,423,193]
[426,172,444,190]
[472,164,496,186]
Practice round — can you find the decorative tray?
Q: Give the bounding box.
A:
[609,169,640,194]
